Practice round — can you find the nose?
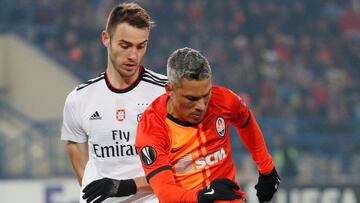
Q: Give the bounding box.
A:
[127,47,138,61]
[195,98,207,112]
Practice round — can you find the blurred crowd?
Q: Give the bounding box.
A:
[8,0,359,122]
[5,0,359,122]
[2,0,360,181]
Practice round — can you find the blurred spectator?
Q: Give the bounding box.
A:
[273,135,298,181]
[340,0,360,34]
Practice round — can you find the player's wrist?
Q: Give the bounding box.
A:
[197,188,211,203]
[117,179,137,196]
[259,168,278,181]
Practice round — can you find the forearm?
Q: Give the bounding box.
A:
[65,141,89,186]
[149,170,198,203]
[154,184,197,203]
[69,155,87,185]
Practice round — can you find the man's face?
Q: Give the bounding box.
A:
[167,78,212,125]
[102,23,149,79]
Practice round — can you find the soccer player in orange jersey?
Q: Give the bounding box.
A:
[136,47,280,203]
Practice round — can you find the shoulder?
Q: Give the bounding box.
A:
[211,86,239,103]
[136,95,169,146]
[141,67,168,87]
[138,95,168,130]
[65,73,105,106]
[76,72,105,91]
[211,86,250,124]
[142,94,167,120]
[211,86,249,110]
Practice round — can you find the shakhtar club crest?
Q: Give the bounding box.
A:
[116,109,126,122]
[216,116,226,137]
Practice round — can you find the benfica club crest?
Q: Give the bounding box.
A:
[116,109,126,122]
[216,116,226,137]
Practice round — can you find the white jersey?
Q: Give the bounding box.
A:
[61,67,166,203]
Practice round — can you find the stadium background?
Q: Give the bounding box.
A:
[0,0,359,202]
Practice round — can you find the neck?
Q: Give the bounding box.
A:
[166,98,179,119]
[106,65,140,89]
[166,97,173,114]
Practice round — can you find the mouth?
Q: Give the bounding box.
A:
[123,63,137,71]
[190,113,202,120]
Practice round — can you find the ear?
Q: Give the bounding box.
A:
[102,31,110,48]
[165,83,173,96]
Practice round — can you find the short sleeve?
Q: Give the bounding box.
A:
[61,91,87,143]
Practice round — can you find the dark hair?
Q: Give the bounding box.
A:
[106,3,155,38]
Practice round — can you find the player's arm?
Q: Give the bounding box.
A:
[80,167,218,203]
[146,167,198,202]
[236,113,280,202]
[81,175,153,203]
[61,91,89,186]
[226,89,274,173]
[147,168,243,203]
[230,92,280,202]
[236,110,274,173]
[65,140,88,186]
[135,111,198,202]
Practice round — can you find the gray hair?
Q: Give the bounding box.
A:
[167,47,212,86]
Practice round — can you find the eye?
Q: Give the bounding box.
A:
[186,96,199,102]
[119,43,130,49]
[137,43,147,49]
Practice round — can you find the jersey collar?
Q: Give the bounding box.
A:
[166,113,196,127]
[105,65,144,93]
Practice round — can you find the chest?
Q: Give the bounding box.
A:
[81,90,161,145]
[166,112,232,166]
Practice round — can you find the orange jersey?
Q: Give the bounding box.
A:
[136,86,275,203]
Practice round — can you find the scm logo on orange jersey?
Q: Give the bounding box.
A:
[195,148,226,170]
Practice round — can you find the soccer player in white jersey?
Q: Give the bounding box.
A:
[61,3,166,203]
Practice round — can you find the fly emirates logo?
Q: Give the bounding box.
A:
[195,148,226,170]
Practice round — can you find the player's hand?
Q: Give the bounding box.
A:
[197,178,246,203]
[255,168,280,202]
[82,178,137,203]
